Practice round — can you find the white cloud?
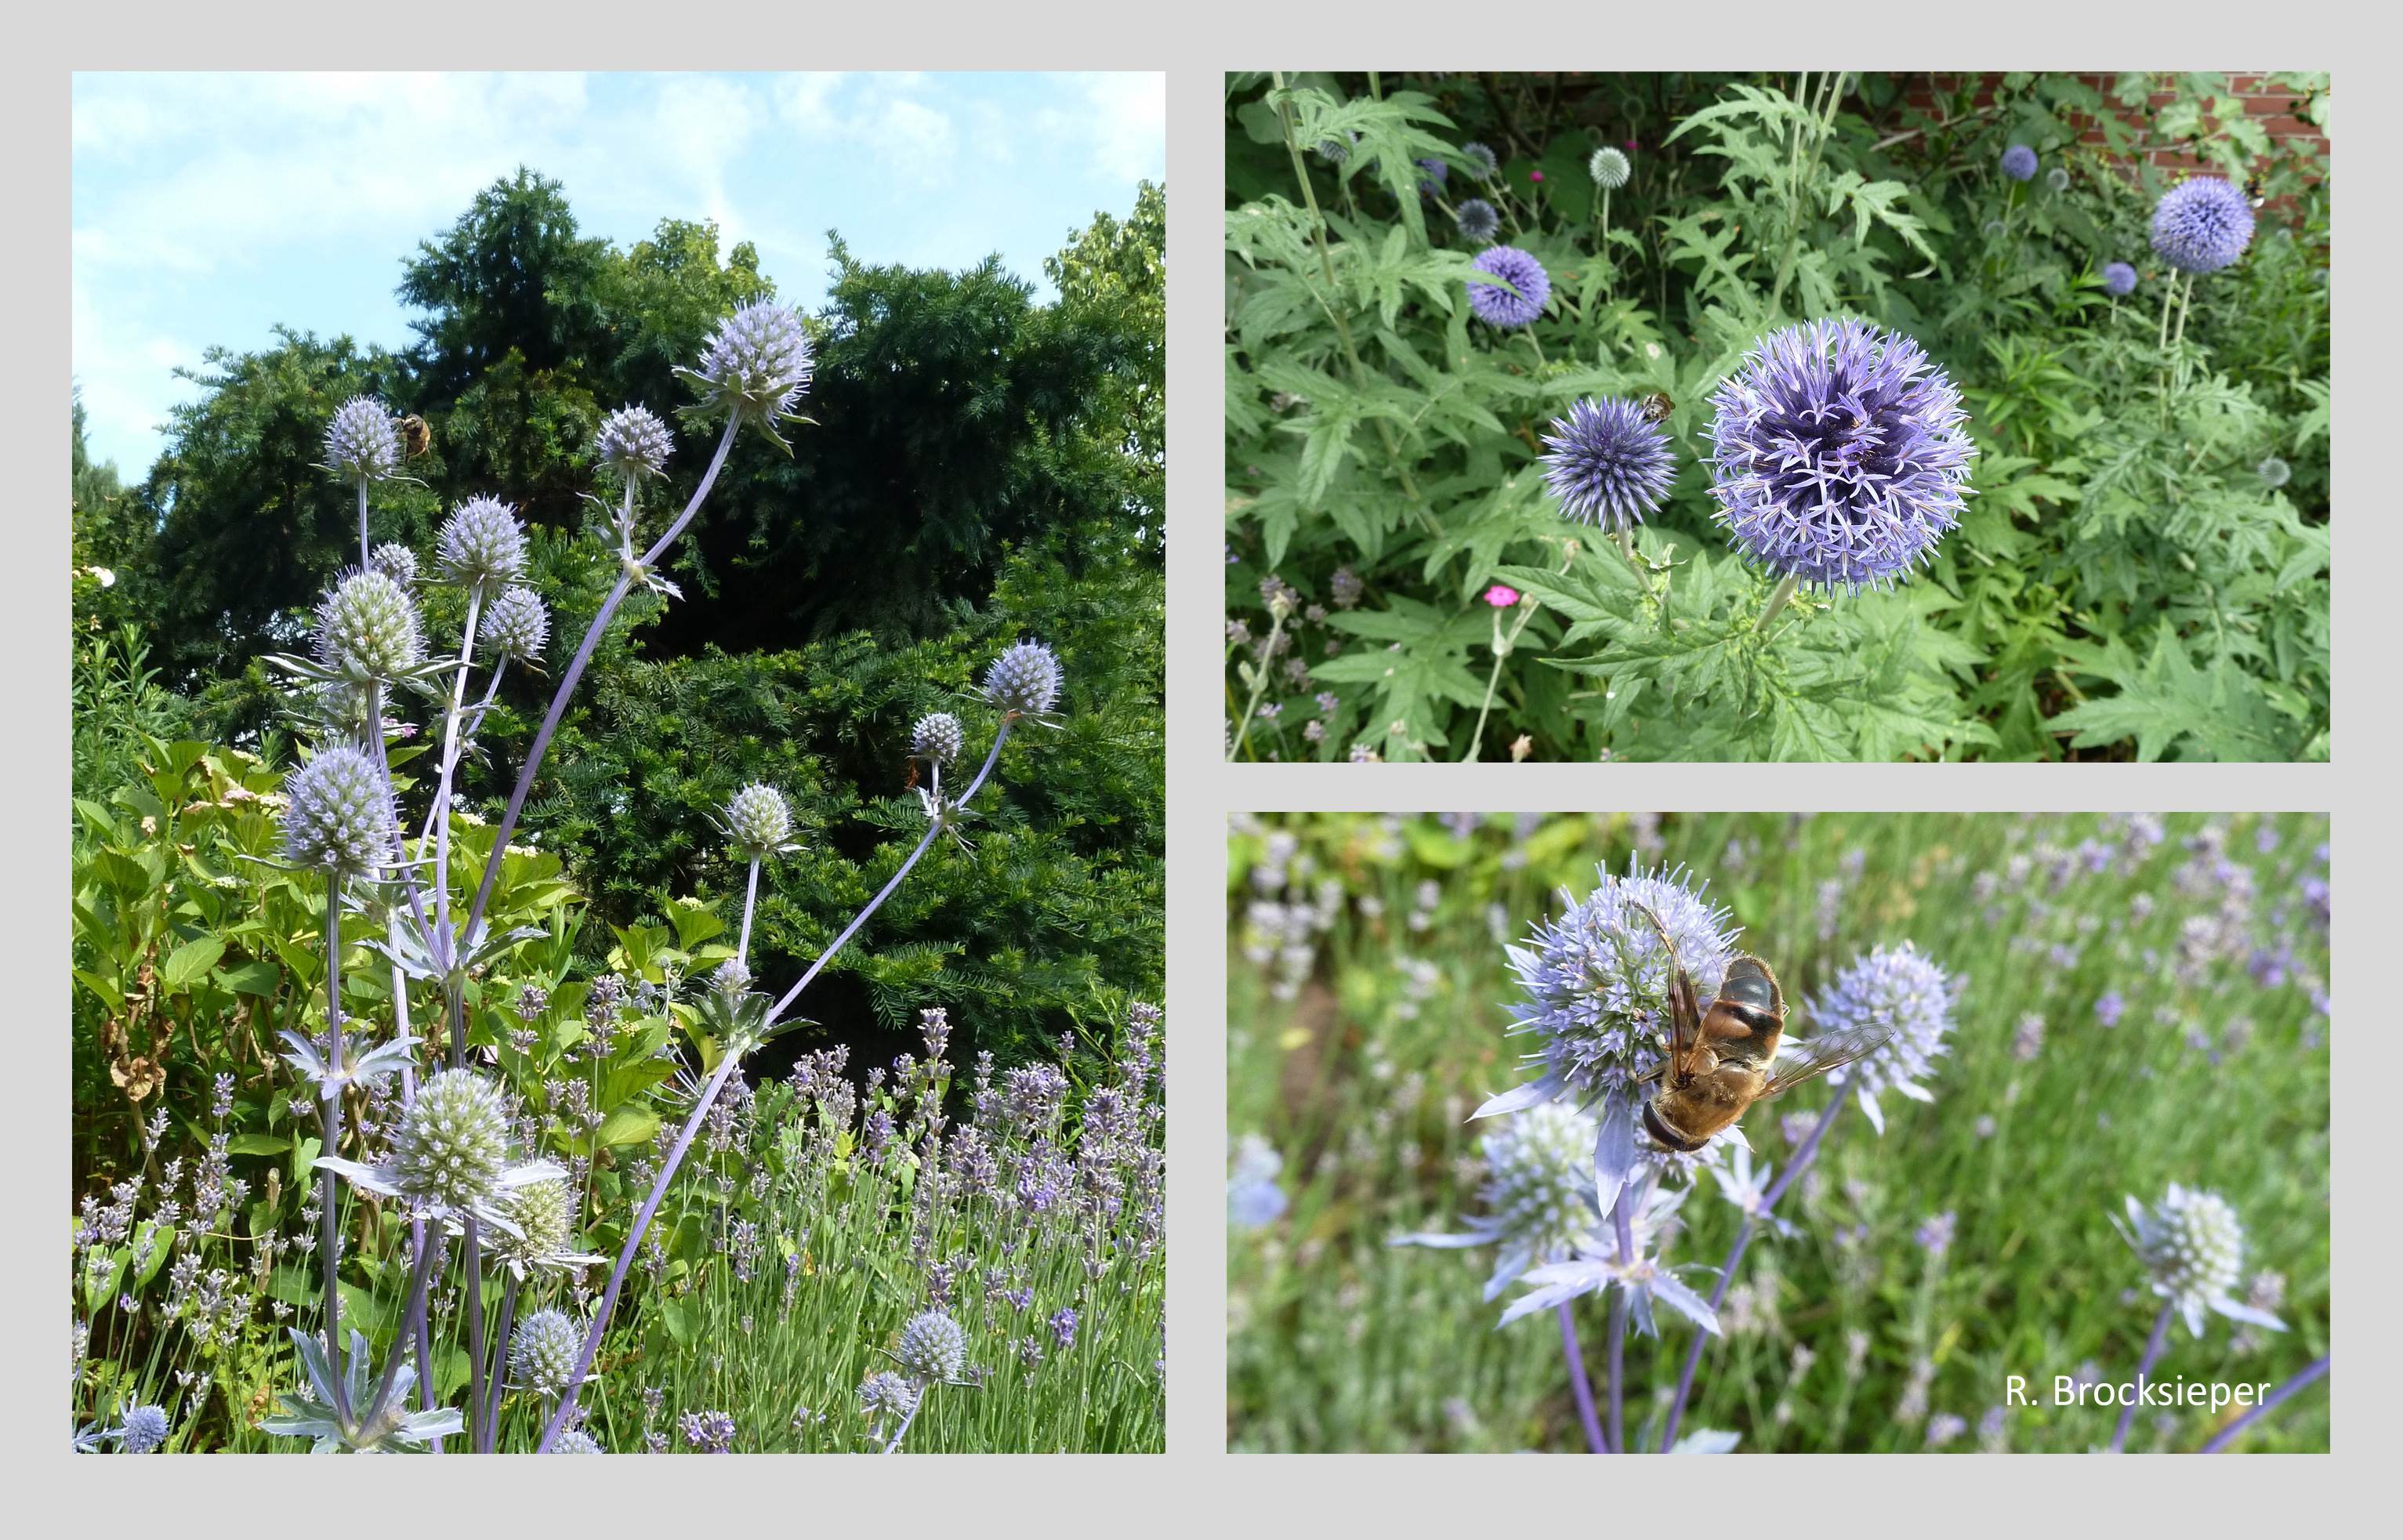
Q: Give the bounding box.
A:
[1075,72,1166,183]
[769,73,959,188]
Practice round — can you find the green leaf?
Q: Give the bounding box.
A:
[161,935,227,993]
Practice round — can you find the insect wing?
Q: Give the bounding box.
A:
[1763,1020,1897,1096]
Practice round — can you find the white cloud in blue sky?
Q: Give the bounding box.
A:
[72,71,1165,476]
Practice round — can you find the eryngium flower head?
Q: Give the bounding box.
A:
[1813,942,1955,1135]
[391,1069,513,1212]
[2001,144,2039,182]
[282,745,397,873]
[1480,860,1738,1218]
[2046,166,2071,193]
[1461,141,1499,179]
[119,1403,170,1454]
[2103,261,2140,296]
[1705,318,1977,592]
[490,1176,585,1275]
[314,568,424,681]
[2257,456,2292,490]
[2151,177,2255,274]
[596,404,673,479]
[1467,245,1549,328]
[859,1370,919,1420]
[720,783,793,860]
[895,1310,968,1384]
[688,301,814,433]
[324,397,400,483]
[1393,1100,1604,1299]
[1589,147,1631,190]
[479,585,549,664]
[912,711,964,765]
[552,1429,603,1453]
[510,1307,583,1397]
[2116,1183,2288,1339]
[1455,197,1501,243]
[984,640,1063,718]
[435,496,528,592]
[1541,397,1677,532]
[370,542,419,585]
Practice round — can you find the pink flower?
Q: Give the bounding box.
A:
[1529,169,1546,183]
[1484,584,1520,608]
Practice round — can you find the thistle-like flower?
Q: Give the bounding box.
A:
[552,1429,604,1453]
[1477,860,1739,1218]
[2103,262,2140,297]
[912,711,965,766]
[116,1403,171,1454]
[1589,146,1631,190]
[435,496,529,593]
[282,745,397,874]
[984,640,1064,719]
[2257,457,2292,491]
[480,585,549,664]
[316,1068,562,1229]
[1704,317,1976,592]
[324,397,400,483]
[2115,1184,2288,1339]
[1497,1173,1718,1335]
[488,1176,605,1280]
[1392,1100,1604,1299]
[1540,397,1677,531]
[684,301,814,445]
[718,783,798,861]
[2000,144,2039,182]
[596,404,674,480]
[1460,140,1499,179]
[1813,942,1955,1135]
[314,568,424,683]
[894,1309,970,1385]
[859,1370,919,1429]
[369,542,419,585]
[1466,245,1549,328]
[509,1307,585,1397]
[2046,166,2071,193]
[1455,197,1501,243]
[1415,158,1448,196]
[2151,177,2255,274]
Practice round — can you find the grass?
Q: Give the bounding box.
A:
[1227,811,2329,1453]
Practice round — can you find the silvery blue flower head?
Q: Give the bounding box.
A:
[1705,318,1977,592]
[1477,859,1739,1219]
[1496,1173,1719,1335]
[509,1307,585,1397]
[1455,197,1501,243]
[435,496,528,593]
[719,782,797,861]
[2257,457,2292,491]
[314,568,424,682]
[1540,397,1678,532]
[859,1370,919,1422]
[118,1403,170,1454]
[490,1176,604,1280]
[282,745,397,874]
[1392,1100,1604,1300]
[1589,146,1632,190]
[2046,166,2071,193]
[912,711,964,766]
[596,404,673,480]
[480,585,549,664]
[685,301,814,445]
[369,542,419,586]
[552,1429,603,1453]
[2103,261,2140,296]
[1460,141,1499,179]
[1813,942,1955,1135]
[984,640,1063,719]
[2000,144,2039,182]
[324,397,400,483]
[1467,246,1549,328]
[317,1067,564,1228]
[2151,177,2255,274]
[894,1310,970,1385]
[2115,1183,2287,1339]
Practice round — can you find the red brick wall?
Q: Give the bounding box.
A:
[1899,72,2328,180]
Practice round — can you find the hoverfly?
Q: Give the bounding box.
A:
[396,414,433,459]
[1627,900,1897,1151]
[1637,391,1675,425]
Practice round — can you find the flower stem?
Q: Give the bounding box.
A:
[317,883,350,1423]
[882,1393,925,1454]
[1229,607,1288,761]
[1558,1303,1607,1452]
[478,1271,520,1452]
[737,857,762,966]
[1754,574,1801,632]
[2110,1303,2174,1452]
[2198,1357,2327,1452]
[355,480,371,570]
[1606,1188,1633,1452]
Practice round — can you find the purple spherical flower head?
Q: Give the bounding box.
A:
[1813,942,1955,1136]
[1705,317,1977,592]
[1455,197,1501,244]
[1540,397,1677,532]
[1415,157,1449,196]
[1467,245,1549,328]
[2102,262,2140,297]
[2000,144,2039,182]
[2151,177,2255,274]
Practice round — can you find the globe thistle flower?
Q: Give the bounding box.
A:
[2046,166,2071,193]
[2257,457,2292,491]
[984,640,1064,719]
[551,1429,603,1453]
[2115,1183,2288,1339]
[509,1307,585,1397]
[596,404,673,480]
[324,397,400,483]
[912,711,964,766]
[1477,860,1740,1218]
[1455,197,1501,243]
[317,1068,562,1228]
[2000,144,2038,182]
[1415,157,1448,196]
[1460,140,1499,179]
[489,1176,603,1280]
[2151,178,2255,274]
[1496,1174,1718,1335]
[2103,261,2140,297]
[1589,146,1631,190]
[1812,943,1956,1135]
[684,301,814,442]
[1466,245,1549,328]
[1393,1100,1605,1299]
[369,542,419,585]
[282,745,397,874]
[479,585,549,665]
[717,782,797,861]
[434,496,528,593]
[1227,1132,1287,1230]
[859,1370,919,1425]
[1540,397,1678,532]
[1704,317,1977,592]
[314,568,424,682]
[893,1310,970,1385]
[117,1403,170,1454]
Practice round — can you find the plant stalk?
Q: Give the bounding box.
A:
[2110,1303,2175,1452]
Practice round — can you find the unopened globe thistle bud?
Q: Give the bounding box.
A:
[984,640,1063,718]
[712,958,753,998]
[551,1429,603,1453]
[1589,146,1631,190]
[2256,457,2292,491]
[510,1307,584,1397]
[912,712,964,765]
[1460,140,1499,179]
[392,1069,513,1212]
[722,783,793,860]
[493,1176,573,1268]
[1455,197,1501,243]
[370,542,419,585]
[314,569,424,682]
[282,745,397,874]
[688,301,814,433]
[324,397,400,483]
[896,1309,967,1383]
[596,404,674,479]
[435,496,529,592]
[480,585,549,663]
[120,1403,171,1454]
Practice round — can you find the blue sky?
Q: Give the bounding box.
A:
[72,71,1165,477]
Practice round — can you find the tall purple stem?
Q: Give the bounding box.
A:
[2111,1303,2174,1452]
[2198,1357,2327,1452]
[1558,1303,1607,1453]
[1606,1190,1633,1452]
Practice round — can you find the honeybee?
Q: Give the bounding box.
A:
[396,414,433,459]
[1628,900,1897,1151]
[1637,391,1675,425]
